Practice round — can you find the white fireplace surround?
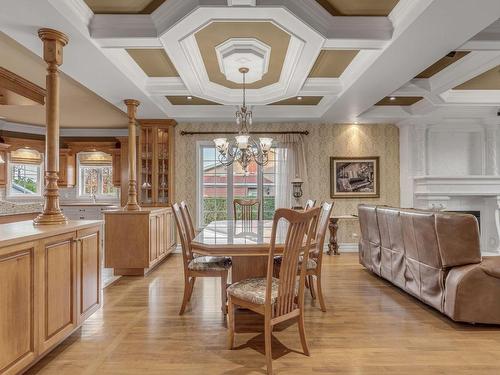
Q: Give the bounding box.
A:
[414,176,500,253]
[400,121,500,254]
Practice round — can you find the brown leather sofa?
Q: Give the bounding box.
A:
[358,204,500,324]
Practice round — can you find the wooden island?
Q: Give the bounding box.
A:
[0,220,102,374]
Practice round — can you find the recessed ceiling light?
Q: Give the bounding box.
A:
[354,121,359,124]
[187,96,193,100]
[297,96,303,100]
[389,96,396,101]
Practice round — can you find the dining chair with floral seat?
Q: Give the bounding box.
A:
[304,199,316,210]
[173,203,232,315]
[226,207,320,374]
[274,201,334,311]
[180,201,202,258]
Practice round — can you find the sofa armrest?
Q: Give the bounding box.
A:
[444,257,500,324]
[480,256,500,279]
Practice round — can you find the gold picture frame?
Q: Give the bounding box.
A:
[330,157,380,198]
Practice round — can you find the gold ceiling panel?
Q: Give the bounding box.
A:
[195,22,291,90]
[269,96,323,105]
[454,65,500,90]
[416,51,470,79]
[166,96,221,105]
[127,49,179,77]
[309,50,359,78]
[316,0,399,16]
[83,0,167,14]
[375,96,423,106]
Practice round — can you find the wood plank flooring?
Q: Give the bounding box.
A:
[26,253,500,374]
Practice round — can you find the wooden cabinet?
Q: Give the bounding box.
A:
[0,242,37,375]
[76,227,101,323]
[0,221,101,375]
[104,207,176,276]
[58,148,76,187]
[138,120,176,207]
[37,232,77,355]
[110,148,121,187]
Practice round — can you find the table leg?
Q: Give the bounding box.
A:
[327,218,340,256]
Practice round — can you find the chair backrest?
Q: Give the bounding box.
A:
[265,207,320,318]
[172,203,193,267]
[304,199,316,210]
[233,198,260,221]
[311,201,334,263]
[180,201,196,242]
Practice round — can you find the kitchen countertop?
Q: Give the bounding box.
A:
[0,219,103,248]
[61,203,120,207]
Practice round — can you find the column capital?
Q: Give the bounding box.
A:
[38,28,69,66]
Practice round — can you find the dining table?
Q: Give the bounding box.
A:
[191,219,293,282]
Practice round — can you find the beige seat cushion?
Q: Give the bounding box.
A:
[188,256,231,272]
[227,277,279,305]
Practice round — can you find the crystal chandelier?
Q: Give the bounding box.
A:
[214,67,273,174]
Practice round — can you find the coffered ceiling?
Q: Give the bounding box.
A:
[83,0,166,14]
[1,0,500,127]
[315,0,399,16]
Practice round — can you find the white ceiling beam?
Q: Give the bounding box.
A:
[322,0,500,123]
[459,18,500,50]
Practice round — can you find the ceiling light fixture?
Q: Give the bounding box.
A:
[297,96,303,100]
[187,96,193,100]
[214,67,272,174]
[389,96,396,101]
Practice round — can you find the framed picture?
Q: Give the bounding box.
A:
[330,157,380,198]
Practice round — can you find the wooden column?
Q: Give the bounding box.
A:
[34,28,68,225]
[124,99,140,211]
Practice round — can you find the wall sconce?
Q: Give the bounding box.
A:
[291,177,304,209]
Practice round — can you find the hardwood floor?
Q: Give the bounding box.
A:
[26,253,500,374]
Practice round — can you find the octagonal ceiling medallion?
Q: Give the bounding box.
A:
[215,38,271,84]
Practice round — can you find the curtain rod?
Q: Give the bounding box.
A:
[180,130,309,136]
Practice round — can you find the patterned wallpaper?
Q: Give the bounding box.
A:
[174,122,400,244]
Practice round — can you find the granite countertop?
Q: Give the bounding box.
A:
[0,201,42,217]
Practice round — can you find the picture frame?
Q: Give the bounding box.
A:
[330,157,380,198]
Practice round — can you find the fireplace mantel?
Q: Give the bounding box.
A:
[414,176,500,197]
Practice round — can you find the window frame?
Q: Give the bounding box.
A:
[7,158,44,199]
[196,141,277,229]
[77,159,118,199]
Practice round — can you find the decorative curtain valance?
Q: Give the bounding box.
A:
[78,151,112,166]
[10,148,43,165]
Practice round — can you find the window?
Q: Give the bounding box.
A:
[8,148,43,197]
[9,163,42,196]
[197,142,280,226]
[77,152,117,198]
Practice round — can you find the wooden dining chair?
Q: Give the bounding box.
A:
[173,203,232,315]
[233,198,260,221]
[305,201,334,312]
[180,201,196,241]
[227,207,320,374]
[304,199,316,210]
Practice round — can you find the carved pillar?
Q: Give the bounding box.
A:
[34,29,68,225]
[484,124,499,175]
[124,99,141,211]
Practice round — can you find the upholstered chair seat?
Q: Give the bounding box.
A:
[274,255,318,271]
[227,277,280,305]
[188,256,232,272]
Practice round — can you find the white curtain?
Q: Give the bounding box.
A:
[275,134,308,209]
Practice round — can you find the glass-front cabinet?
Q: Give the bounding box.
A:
[138,120,176,206]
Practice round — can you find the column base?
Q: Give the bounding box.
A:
[124,203,141,211]
[33,212,68,225]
